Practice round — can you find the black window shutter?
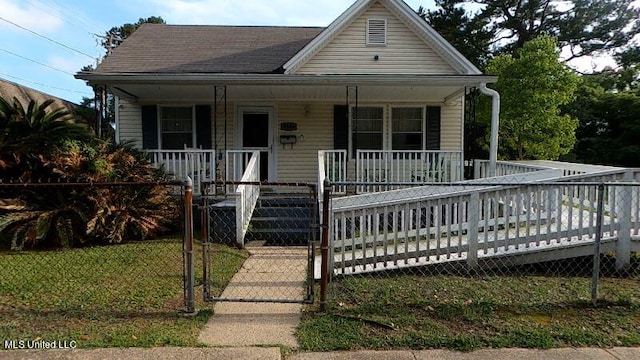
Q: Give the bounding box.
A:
[141,105,158,149]
[333,105,349,150]
[426,106,441,151]
[195,105,212,149]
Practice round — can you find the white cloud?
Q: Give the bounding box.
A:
[0,0,63,33]
[48,55,89,74]
[560,46,619,73]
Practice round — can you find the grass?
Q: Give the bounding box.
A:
[0,237,248,348]
[298,272,640,352]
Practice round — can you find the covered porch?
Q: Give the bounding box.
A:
[98,73,500,188]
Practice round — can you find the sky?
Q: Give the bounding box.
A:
[0,0,617,104]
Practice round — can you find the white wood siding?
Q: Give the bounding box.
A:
[214,104,234,151]
[295,1,457,75]
[276,103,334,183]
[274,100,462,182]
[118,99,143,148]
[441,100,463,150]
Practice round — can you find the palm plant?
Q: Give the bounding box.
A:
[85,185,178,244]
[82,141,178,243]
[0,96,90,181]
[0,95,178,249]
[0,189,90,250]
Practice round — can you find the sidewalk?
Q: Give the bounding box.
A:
[0,347,281,360]
[288,347,640,359]
[2,347,640,360]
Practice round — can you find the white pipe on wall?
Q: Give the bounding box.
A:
[478,83,500,177]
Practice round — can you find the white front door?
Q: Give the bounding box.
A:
[238,107,275,181]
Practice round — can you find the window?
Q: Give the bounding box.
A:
[352,106,383,156]
[392,107,424,150]
[160,106,194,149]
[366,19,387,45]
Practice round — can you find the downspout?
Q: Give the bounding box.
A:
[478,83,500,177]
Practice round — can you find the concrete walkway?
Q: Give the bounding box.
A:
[3,347,640,360]
[288,347,640,360]
[0,347,280,360]
[198,247,308,348]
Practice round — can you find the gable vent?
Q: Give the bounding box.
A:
[366,19,387,45]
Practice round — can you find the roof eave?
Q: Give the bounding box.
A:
[75,72,498,86]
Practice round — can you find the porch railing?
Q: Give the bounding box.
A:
[474,160,552,179]
[474,160,622,179]
[236,151,261,247]
[226,150,257,194]
[319,150,347,195]
[146,150,216,194]
[356,150,463,193]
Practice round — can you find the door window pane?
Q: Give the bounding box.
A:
[242,113,269,148]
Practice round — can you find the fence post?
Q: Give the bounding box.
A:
[591,183,605,305]
[201,182,210,300]
[616,172,633,271]
[467,192,480,270]
[183,176,196,314]
[473,159,481,179]
[320,178,331,311]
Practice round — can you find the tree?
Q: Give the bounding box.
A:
[82,17,166,139]
[590,46,640,93]
[563,75,640,167]
[422,0,640,63]
[418,1,493,69]
[102,16,165,55]
[486,36,580,160]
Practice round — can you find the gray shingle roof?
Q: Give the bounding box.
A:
[0,78,76,111]
[94,24,325,74]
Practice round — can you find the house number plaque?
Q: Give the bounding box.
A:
[280,122,298,131]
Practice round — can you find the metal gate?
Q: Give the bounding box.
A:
[200,181,317,303]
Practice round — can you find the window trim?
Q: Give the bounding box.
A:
[366,18,387,46]
[390,106,426,151]
[157,105,196,150]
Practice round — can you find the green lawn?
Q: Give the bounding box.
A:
[0,238,248,348]
[299,274,640,351]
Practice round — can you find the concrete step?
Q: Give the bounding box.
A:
[250,217,310,230]
[253,207,311,218]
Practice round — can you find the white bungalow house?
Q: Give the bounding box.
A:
[76,0,501,190]
[77,0,640,279]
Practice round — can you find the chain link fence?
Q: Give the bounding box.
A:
[0,180,194,320]
[201,181,317,303]
[319,177,640,310]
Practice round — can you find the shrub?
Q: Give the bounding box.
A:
[0,96,179,250]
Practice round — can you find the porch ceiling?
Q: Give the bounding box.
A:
[111,83,465,103]
[79,73,497,104]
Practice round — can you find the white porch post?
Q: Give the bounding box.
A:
[478,83,500,177]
